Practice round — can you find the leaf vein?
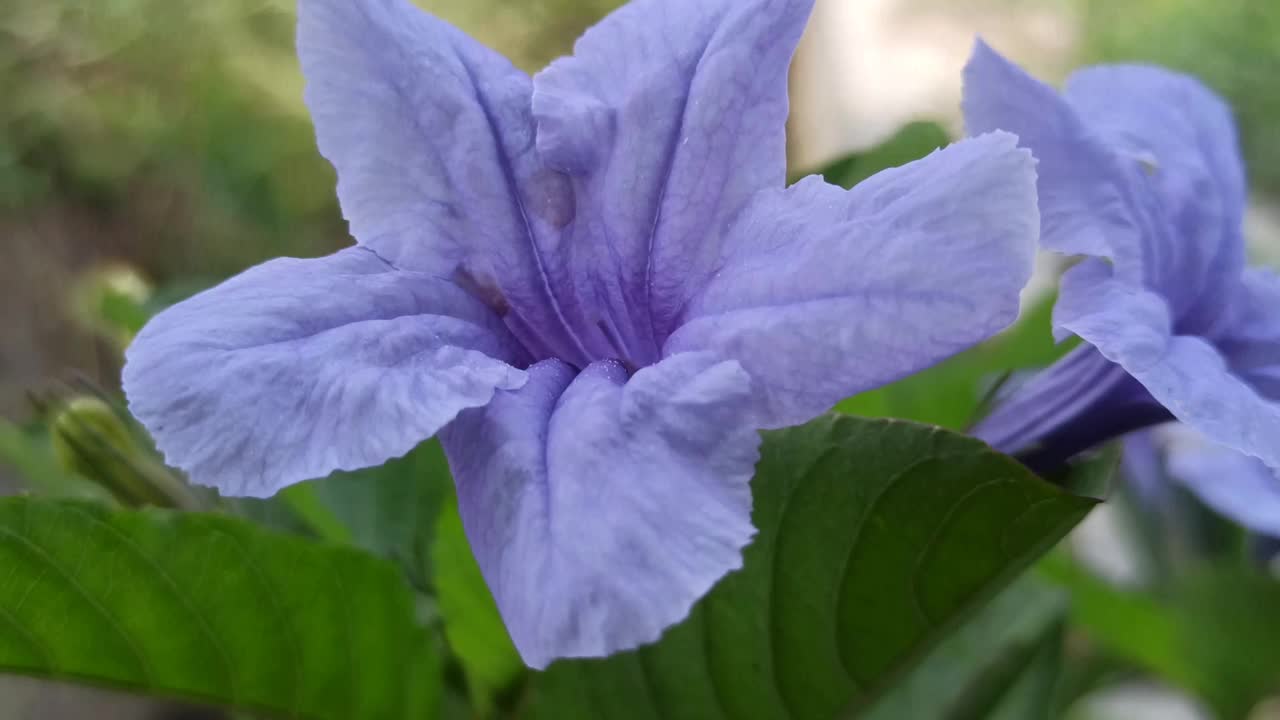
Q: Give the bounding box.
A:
[0,520,155,687]
[67,506,240,703]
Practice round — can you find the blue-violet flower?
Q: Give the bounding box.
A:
[966,41,1280,473]
[123,1,1038,666]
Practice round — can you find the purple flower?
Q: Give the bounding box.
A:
[1124,425,1280,539]
[965,41,1280,473]
[122,0,1038,667]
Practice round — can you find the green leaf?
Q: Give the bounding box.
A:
[815,122,952,190]
[433,496,524,711]
[239,440,452,584]
[0,497,440,719]
[985,624,1066,720]
[529,415,1099,719]
[861,577,1066,720]
[273,482,354,545]
[308,440,452,563]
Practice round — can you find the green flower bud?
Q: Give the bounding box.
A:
[70,264,153,349]
[51,397,195,509]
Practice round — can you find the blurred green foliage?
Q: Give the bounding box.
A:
[0,0,336,275]
[0,0,624,283]
[1043,554,1280,720]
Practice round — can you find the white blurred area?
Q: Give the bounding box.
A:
[789,0,1080,171]
[787,0,1085,309]
[1072,685,1280,720]
[1248,202,1280,266]
[1068,684,1211,720]
[787,0,1280,260]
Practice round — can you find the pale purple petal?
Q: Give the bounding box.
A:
[298,0,584,363]
[1121,430,1170,506]
[123,248,527,497]
[529,0,815,363]
[1162,425,1280,537]
[666,132,1038,427]
[440,353,759,668]
[1056,260,1280,470]
[1064,65,1247,334]
[1218,268,1280,399]
[963,39,1146,280]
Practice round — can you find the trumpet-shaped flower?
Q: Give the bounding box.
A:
[966,41,1280,473]
[123,1,1038,667]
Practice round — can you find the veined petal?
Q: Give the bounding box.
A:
[1064,65,1247,334]
[1163,425,1280,538]
[666,132,1038,428]
[440,353,759,668]
[530,0,815,362]
[123,248,527,497]
[963,40,1147,281]
[1057,261,1280,470]
[297,0,584,363]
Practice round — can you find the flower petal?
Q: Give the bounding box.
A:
[123,248,527,498]
[1162,425,1280,537]
[1218,268,1280,399]
[666,132,1038,428]
[1057,260,1280,470]
[1063,65,1247,334]
[974,345,1159,466]
[297,0,584,363]
[530,0,815,360]
[1121,430,1170,505]
[963,40,1146,279]
[440,353,759,668]
[964,41,1249,334]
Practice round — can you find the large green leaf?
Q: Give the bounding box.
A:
[0,498,440,719]
[861,577,1066,720]
[530,415,1099,719]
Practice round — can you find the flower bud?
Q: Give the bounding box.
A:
[51,397,195,509]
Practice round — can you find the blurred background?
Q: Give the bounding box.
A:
[1,0,1278,718]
